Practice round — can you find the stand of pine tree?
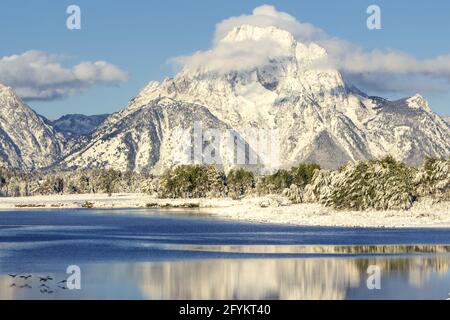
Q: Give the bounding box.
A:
[1,157,448,211]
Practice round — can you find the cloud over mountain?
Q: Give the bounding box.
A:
[0,50,129,101]
[213,5,327,44]
[172,5,450,94]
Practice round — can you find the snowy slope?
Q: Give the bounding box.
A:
[60,98,252,173]
[444,116,450,126]
[362,95,450,165]
[0,84,65,170]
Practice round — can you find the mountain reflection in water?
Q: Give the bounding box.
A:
[1,245,450,300]
[1,210,450,300]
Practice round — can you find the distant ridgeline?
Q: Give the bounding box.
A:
[1,157,448,211]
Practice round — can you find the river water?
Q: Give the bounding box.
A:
[0,209,449,300]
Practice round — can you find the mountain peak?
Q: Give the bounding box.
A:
[407,94,432,112]
[0,84,65,170]
[0,83,26,112]
[220,25,296,45]
[219,25,328,61]
[0,83,14,95]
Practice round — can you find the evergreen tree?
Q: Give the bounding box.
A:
[414,158,450,200]
[226,168,255,199]
[305,156,416,210]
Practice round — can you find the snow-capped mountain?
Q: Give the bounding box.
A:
[60,25,449,172]
[0,83,65,170]
[52,114,109,137]
[2,25,450,172]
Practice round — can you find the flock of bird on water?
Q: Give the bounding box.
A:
[8,274,68,294]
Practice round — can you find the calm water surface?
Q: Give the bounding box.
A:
[1,209,450,300]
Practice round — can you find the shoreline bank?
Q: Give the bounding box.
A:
[0,193,449,229]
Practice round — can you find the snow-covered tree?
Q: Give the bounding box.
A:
[302,169,333,204]
[282,184,303,204]
[414,158,450,200]
[304,156,416,210]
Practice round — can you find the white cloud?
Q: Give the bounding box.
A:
[171,38,289,74]
[172,5,450,94]
[0,50,128,100]
[172,5,326,74]
[213,5,327,44]
[329,47,450,92]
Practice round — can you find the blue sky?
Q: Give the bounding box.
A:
[0,0,449,118]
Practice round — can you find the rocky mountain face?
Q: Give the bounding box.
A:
[1,25,450,172]
[60,25,450,172]
[0,83,65,170]
[52,114,108,137]
[444,116,450,126]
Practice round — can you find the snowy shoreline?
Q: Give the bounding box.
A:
[0,193,449,229]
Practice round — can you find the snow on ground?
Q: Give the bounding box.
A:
[0,193,449,228]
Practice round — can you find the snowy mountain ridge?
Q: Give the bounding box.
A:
[1,25,449,172]
[0,84,65,170]
[52,114,109,137]
[62,25,447,172]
